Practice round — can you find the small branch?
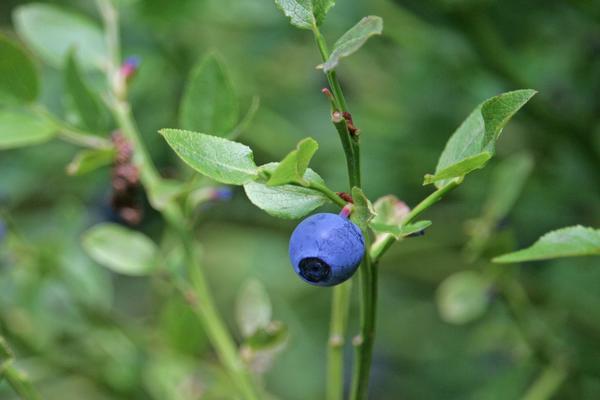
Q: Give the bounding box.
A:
[370,179,462,262]
[307,180,347,208]
[522,363,567,400]
[96,2,261,399]
[0,337,41,400]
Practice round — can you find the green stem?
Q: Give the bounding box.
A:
[326,280,352,400]
[0,337,41,400]
[31,105,112,149]
[522,363,567,400]
[312,23,375,400]
[97,2,261,398]
[370,179,462,262]
[307,180,347,208]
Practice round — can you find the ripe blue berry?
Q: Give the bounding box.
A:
[289,213,365,287]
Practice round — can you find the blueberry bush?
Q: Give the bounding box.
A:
[0,0,599,399]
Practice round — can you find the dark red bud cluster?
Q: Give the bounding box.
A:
[111,131,143,225]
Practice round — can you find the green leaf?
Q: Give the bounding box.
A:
[64,50,110,133]
[228,95,260,140]
[273,0,335,29]
[244,163,328,219]
[235,279,272,338]
[243,321,288,352]
[13,3,107,70]
[312,0,336,25]
[0,108,58,149]
[493,226,600,263]
[321,16,383,73]
[350,187,375,231]
[483,152,534,222]
[148,179,187,210]
[82,223,159,276]
[66,148,115,176]
[267,137,318,186]
[180,54,239,136]
[371,195,410,226]
[369,220,432,239]
[436,271,490,325]
[423,151,491,185]
[0,35,39,105]
[160,129,258,185]
[430,89,536,188]
[273,0,315,30]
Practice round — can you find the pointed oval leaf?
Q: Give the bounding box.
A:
[350,187,375,231]
[180,54,239,137]
[424,151,491,186]
[322,16,383,72]
[236,279,272,338]
[66,148,115,176]
[0,108,58,149]
[0,35,39,105]
[493,226,600,263]
[13,3,107,70]
[267,137,318,186]
[431,89,536,188]
[82,223,158,276]
[160,129,258,185]
[483,152,534,222]
[437,271,490,325]
[65,51,110,133]
[274,0,314,30]
[244,163,328,219]
[370,220,432,238]
[371,195,410,226]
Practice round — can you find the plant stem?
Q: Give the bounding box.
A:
[312,23,376,400]
[308,181,347,208]
[370,179,462,262]
[31,105,112,149]
[97,1,261,398]
[0,337,41,400]
[522,363,567,400]
[326,280,352,400]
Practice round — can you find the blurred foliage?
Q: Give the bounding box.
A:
[0,0,599,399]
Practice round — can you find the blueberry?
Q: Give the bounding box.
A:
[289,213,365,287]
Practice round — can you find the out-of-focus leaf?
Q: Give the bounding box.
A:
[13,3,107,70]
[241,321,289,374]
[228,95,260,140]
[322,16,383,72]
[483,152,534,222]
[371,195,410,226]
[370,220,432,238]
[0,108,58,149]
[274,0,331,29]
[82,223,158,276]
[160,129,258,185]
[423,152,491,186]
[430,90,536,188]
[350,187,375,231]
[267,137,318,186]
[493,226,600,263]
[148,179,187,210]
[64,51,110,133]
[0,336,14,372]
[235,279,272,338]
[180,54,238,136]
[0,35,39,105]
[436,271,490,324]
[66,147,115,176]
[244,163,328,219]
